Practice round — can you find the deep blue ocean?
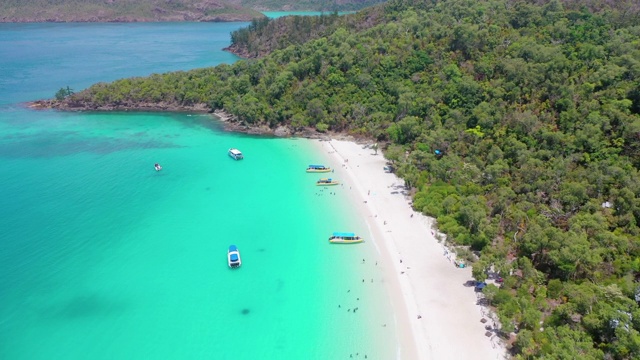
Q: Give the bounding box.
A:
[0,21,397,359]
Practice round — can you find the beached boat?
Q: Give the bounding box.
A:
[306,164,332,173]
[316,178,339,186]
[154,163,162,171]
[329,232,363,244]
[228,245,241,268]
[228,148,243,160]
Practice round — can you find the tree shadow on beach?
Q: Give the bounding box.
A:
[463,280,476,287]
[389,184,409,196]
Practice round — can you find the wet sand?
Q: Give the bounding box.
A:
[316,139,506,360]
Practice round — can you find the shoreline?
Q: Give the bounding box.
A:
[24,104,340,140]
[315,139,506,360]
[20,94,506,357]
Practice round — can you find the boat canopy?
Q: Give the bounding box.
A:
[333,232,356,237]
[308,164,327,168]
[229,245,238,251]
[230,253,239,261]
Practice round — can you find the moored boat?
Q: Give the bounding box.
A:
[228,148,243,160]
[306,164,331,173]
[154,163,162,171]
[228,245,241,268]
[316,178,339,186]
[329,232,363,244]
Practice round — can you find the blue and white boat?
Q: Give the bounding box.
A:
[329,232,363,244]
[316,178,339,186]
[306,164,331,173]
[228,245,241,268]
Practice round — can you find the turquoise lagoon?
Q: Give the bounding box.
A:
[0,22,397,359]
[263,11,355,18]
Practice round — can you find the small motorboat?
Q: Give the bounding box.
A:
[329,232,363,244]
[228,148,244,160]
[316,178,339,186]
[228,245,241,268]
[306,164,332,173]
[154,163,163,171]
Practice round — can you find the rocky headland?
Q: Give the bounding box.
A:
[27,99,352,141]
[0,0,264,23]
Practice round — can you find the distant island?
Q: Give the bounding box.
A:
[0,0,263,22]
[0,0,384,23]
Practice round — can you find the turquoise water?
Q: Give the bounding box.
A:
[263,11,355,18]
[0,23,396,359]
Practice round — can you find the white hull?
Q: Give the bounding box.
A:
[228,148,243,160]
[228,251,241,268]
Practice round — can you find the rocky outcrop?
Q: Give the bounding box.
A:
[274,125,292,137]
[28,101,356,140]
[28,99,210,113]
[212,109,353,140]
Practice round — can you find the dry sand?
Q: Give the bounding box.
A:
[316,139,506,360]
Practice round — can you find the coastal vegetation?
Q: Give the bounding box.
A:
[226,10,385,57]
[44,0,640,357]
[54,86,74,101]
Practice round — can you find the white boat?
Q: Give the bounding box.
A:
[228,148,244,160]
[228,245,241,268]
[316,178,339,186]
[306,164,332,173]
[154,163,162,171]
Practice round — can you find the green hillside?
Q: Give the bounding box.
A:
[48,0,640,357]
[0,0,384,22]
[235,0,386,11]
[0,0,265,22]
[226,10,386,57]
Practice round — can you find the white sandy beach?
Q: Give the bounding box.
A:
[316,139,506,360]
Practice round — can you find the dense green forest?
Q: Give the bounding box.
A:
[0,0,264,22]
[52,0,640,357]
[226,10,386,57]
